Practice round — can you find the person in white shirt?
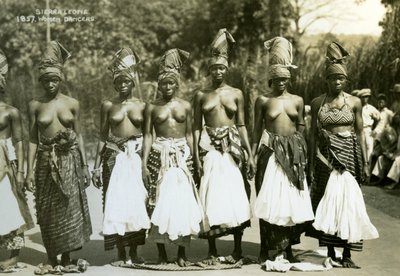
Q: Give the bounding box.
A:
[359,88,380,163]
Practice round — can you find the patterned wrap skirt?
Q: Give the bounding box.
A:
[0,138,34,250]
[198,125,251,239]
[35,129,92,256]
[146,137,201,247]
[254,130,313,251]
[101,134,149,250]
[310,129,378,250]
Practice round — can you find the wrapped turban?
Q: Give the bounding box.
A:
[325,42,349,78]
[38,41,71,80]
[209,28,235,68]
[108,47,140,84]
[265,37,297,81]
[158,48,189,84]
[0,49,8,91]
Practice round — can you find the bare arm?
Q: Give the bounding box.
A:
[354,98,369,165]
[26,101,38,192]
[142,103,153,171]
[185,101,194,154]
[236,90,255,177]
[9,108,24,173]
[93,101,111,170]
[72,101,88,167]
[236,90,253,158]
[193,91,203,171]
[296,96,306,133]
[252,96,264,156]
[308,97,321,176]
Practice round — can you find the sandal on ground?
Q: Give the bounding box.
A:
[76,259,90,272]
[34,264,53,275]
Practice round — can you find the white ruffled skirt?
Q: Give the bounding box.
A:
[199,150,251,228]
[103,141,150,235]
[313,170,379,243]
[253,153,314,226]
[151,166,203,241]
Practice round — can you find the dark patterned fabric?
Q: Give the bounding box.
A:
[310,128,363,251]
[0,231,24,250]
[101,134,146,251]
[198,126,250,239]
[255,135,306,251]
[35,129,92,256]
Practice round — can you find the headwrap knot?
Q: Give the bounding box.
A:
[38,41,70,80]
[108,47,140,84]
[325,41,349,78]
[265,37,297,81]
[208,28,235,68]
[158,48,189,83]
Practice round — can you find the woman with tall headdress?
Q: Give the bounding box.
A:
[193,28,255,264]
[25,41,92,270]
[252,37,314,263]
[142,48,203,267]
[91,47,150,265]
[308,42,378,269]
[0,50,34,272]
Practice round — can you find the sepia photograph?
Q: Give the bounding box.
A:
[0,0,399,275]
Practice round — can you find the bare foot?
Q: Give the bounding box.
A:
[130,256,145,264]
[177,257,192,267]
[61,254,72,267]
[342,257,360,269]
[110,260,125,267]
[0,256,18,271]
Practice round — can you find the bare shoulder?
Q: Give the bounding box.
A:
[344,92,362,108]
[225,85,243,97]
[61,94,79,107]
[194,89,205,101]
[256,94,270,104]
[289,93,304,105]
[7,105,21,118]
[101,99,113,111]
[177,98,191,109]
[28,99,40,111]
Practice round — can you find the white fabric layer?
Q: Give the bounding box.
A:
[313,170,379,243]
[103,139,150,235]
[150,138,203,240]
[199,129,251,228]
[0,138,25,235]
[253,152,314,226]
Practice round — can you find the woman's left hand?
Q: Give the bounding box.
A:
[363,164,370,182]
[247,157,256,179]
[83,166,91,188]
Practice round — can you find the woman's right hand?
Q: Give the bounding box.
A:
[142,166,151,187]
[91,169,102,189]
[25,171,35,193]
[194,158,203,178]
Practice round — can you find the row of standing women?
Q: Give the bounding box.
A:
[0,29,378,273]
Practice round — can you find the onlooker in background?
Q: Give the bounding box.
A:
[390,84,400,113]
[369,94,394,171]
[359,88,380,163]
[371,113,400,190]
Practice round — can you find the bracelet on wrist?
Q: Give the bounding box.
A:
[17,171,24,174]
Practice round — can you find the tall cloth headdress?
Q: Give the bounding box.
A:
[0,49,8,91]
[325,41,349,78]
[38,41,71,80]
[158,48,190,84]
[209,28,235,68]
[108,47,140,84]
[265,36,297,82]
